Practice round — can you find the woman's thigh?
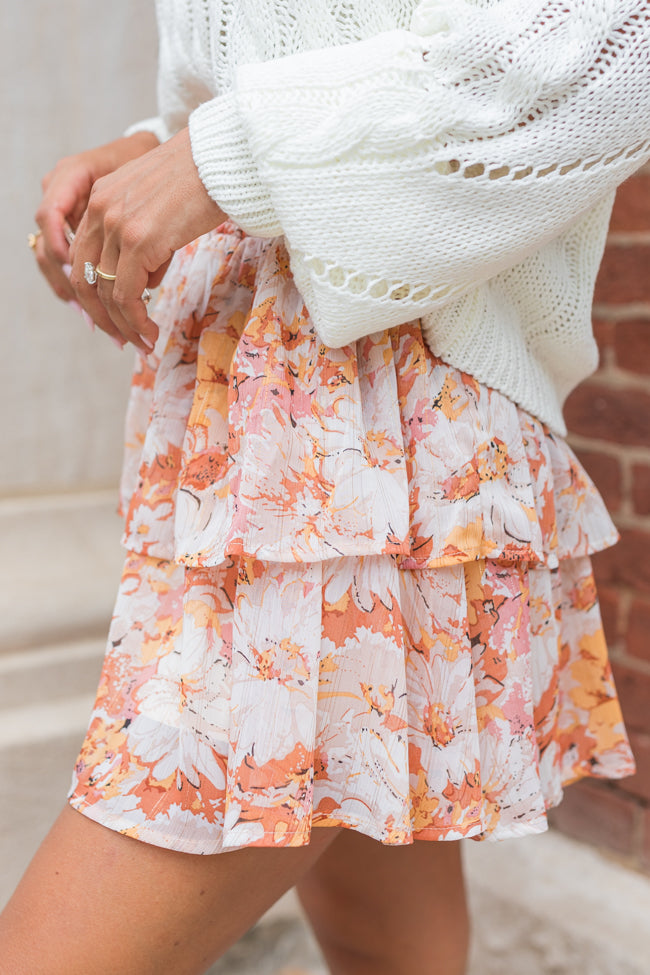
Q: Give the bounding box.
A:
[297,829,470,975]
[0,804,339,975]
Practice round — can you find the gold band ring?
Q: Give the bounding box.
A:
[28,231,42,250]
[95,266,118,281]
[84,260,151,303]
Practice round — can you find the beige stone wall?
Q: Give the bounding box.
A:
[0,2,160,654]
[0,0,161,899]
[1,1,158,497]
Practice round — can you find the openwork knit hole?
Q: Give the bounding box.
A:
[431,137,650,187]
[302,252,460,309]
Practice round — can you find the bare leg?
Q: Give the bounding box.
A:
[0,805,340,975]
[297,829,469,975]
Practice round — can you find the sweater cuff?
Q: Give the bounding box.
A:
[124,116,170,145]
[188,91,282,238]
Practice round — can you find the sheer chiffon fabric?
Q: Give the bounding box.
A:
[69,224,635,853]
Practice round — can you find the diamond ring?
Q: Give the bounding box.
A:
[84,260,151,304]
[85,263,119,285]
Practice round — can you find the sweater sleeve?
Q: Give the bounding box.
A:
[188,0,650,346]
[126,0,216,149]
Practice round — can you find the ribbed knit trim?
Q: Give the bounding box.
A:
[189,93,282,238]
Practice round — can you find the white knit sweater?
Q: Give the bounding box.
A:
[130,0,650,435]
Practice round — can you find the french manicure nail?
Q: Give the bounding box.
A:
[63,263,72,279]
[68,299,82,314]
[81,309,95,331]
[110,335,125,350]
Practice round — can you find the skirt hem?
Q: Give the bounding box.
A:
[68,762,635,856]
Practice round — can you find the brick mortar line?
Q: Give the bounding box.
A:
[629,729,650,745]
[607,233,650,246]
[613,653,650,677]
[620,452,634,505]
[617,503,650,525]
[618,589,633,645]
[611,511,650,532]
[563,433,650,521]
[587,366,650,392]
[600,347,616,371]
[593,303,650,321]
[614,470,649,508]
[568,434,650,465]
[632,806,646,864]
[603,584,650,611]
[609,644,627,662]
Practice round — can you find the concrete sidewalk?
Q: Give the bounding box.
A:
[2,494,650,974]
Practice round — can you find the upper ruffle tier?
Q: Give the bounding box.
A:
[120,226,617,571]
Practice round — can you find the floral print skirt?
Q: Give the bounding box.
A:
[68,223,635,853]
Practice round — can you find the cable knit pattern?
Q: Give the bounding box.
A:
[130,0,650,434]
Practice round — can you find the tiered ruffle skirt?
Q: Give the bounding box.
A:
[69,224,635,853]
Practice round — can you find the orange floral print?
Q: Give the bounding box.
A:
[68,223,634,853]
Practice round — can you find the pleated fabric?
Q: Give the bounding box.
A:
[68,224,635,852]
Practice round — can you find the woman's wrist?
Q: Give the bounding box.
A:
[89,131,161,179]
[122,130,161,155]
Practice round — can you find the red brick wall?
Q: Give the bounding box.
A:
[549,164,650,868]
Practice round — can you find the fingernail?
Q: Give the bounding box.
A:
[81,308,95,331]
[68,299,82,314]
[63,263,72,279]
[110,335,125,350]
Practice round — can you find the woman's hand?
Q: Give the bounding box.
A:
[68,128,227,353]
[34,131,160,308]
